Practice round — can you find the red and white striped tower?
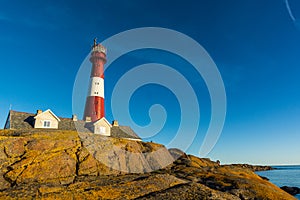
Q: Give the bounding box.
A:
[83,38,106,122]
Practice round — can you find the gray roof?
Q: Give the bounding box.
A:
[59,117,92,133]
[4,110,141,140]
[7,110,35,130]
[111,126,141,140]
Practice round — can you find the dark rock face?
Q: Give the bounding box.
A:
[281,186,300,196]
[259,175,270,181]
[0,130,296,200]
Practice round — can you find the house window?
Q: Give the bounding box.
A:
[43,120,51,128]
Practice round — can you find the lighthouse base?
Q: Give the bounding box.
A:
[83,96,105,122]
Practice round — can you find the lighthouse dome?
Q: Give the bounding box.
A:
[92,43,106,54]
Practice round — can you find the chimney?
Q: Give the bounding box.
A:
[85,116,91,122]
[72,114,78,121]
[112,120,119,126]
[36,110,42,115]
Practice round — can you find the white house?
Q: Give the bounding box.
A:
[34,109,61,129]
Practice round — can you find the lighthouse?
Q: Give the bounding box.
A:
[83,38,106,122]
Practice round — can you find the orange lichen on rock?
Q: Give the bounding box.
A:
[0,130,296,200]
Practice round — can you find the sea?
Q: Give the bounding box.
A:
[256,165,300,200]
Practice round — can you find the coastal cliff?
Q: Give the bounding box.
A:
[0,130,295,199]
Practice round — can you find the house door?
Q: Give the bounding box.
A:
[95,126,106,135]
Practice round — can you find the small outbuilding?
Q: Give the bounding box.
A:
[33,109,61,129]
[93,117,112,136]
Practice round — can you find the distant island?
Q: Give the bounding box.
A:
[223,163,274,172]
[0,129,295,199]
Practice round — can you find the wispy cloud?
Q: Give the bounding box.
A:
[285,0,296,22]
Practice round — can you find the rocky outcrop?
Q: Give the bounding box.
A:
[0,130,296,199]
[281,186,300,196]
[79,132,174,173]
[0,130,174,187]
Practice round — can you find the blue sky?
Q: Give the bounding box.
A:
[0,0,299,165]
